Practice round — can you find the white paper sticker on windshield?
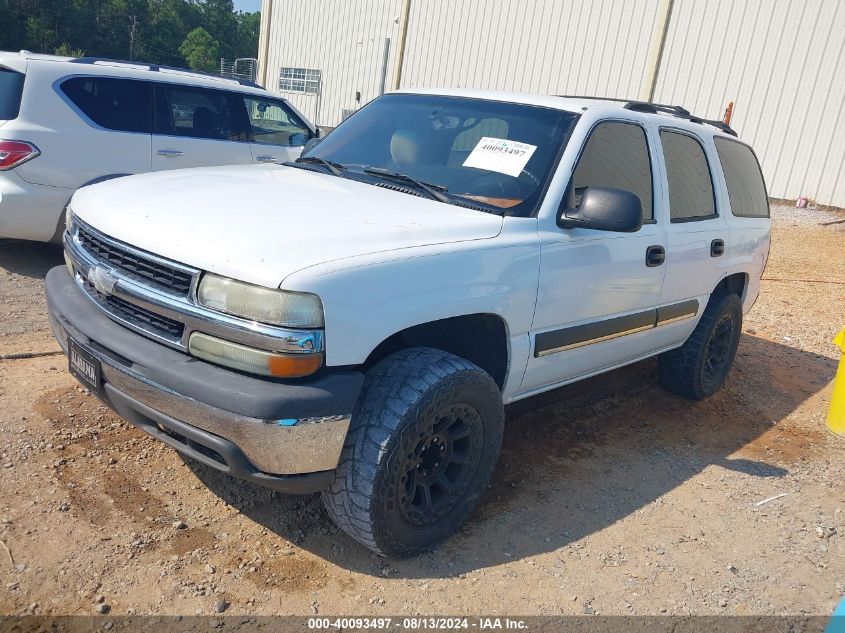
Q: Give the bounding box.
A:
[462,137,537,177]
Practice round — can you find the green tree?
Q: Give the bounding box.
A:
[0,0,258,69]
[25,16,55,53]
[201,0,237,60]
[54,43,86,57]
[178,26,219,72]
[235,11,260,58]
[143,0,203,65]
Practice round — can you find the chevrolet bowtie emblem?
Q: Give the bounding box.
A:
[87,266,118,296]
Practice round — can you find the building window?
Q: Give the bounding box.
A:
[279,67,321,94]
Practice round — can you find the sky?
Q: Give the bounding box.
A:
[233,0,261,12]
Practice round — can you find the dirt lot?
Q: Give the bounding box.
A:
[0,205,843,617]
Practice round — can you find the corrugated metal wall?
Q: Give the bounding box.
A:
[259,0,403,127]
[259,0,845,207]
[399,0,661,99]
[653,0,845,206]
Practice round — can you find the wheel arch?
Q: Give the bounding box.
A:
[711,272,749,304]
[362,313,511,391]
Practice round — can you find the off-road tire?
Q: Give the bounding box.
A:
[321,347,504,558]
[658,292,743,400]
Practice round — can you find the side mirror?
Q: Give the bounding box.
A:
[302,137,322,154]
[315,127,323,139]
[557,187,643,232]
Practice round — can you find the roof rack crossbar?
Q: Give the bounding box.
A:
[67,57,261,89]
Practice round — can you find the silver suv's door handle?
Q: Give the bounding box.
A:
[256,155,278,163]
[157,149,184,157]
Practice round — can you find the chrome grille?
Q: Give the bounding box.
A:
[83,280,185,341]
[77,225,193,295]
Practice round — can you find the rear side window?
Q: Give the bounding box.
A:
[570,121,654,220]
[714,138,769,217]
[158,86,249,141]
[0,69,25,120]
[660,130,716,222]
[60,77,152,133]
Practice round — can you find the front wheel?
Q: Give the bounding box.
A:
[322,348,504,558]
[658,293,743,400]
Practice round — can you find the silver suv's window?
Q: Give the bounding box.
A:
[660,130,717,222]
[157,85,249,141]
[0,69,24,120]
[714,138,769,218]
[60,77,152,133]
[570,121,653,220]
[241,96,312,147]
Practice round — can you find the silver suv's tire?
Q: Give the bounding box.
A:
[321,347,504,558]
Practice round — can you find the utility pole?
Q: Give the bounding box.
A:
[128,15,138,60]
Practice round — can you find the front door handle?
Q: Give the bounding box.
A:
[646,245,665,267]
[711,238,725,257]
[256,155,278,163]
[157,149,184,157]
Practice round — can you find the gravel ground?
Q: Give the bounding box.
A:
[0,205,843,617]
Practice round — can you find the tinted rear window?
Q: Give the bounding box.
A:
[60,77,152,133]
[714,137,770,218]
[660,130,717,222]
[0,69,25,120]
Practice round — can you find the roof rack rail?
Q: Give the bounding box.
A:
[623,100,737,136]
[555,94,737,137]
[67,57,262,89]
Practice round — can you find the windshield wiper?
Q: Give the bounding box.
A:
[290,155,345,176]
[362,167,449,203]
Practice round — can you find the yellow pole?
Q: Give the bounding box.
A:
[828,328,845,438]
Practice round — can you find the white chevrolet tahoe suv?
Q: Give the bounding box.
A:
[46,89,771,557]
[0,51,315,242]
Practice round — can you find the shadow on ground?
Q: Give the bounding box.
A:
[0,239,63,279]
[182,334,836,578]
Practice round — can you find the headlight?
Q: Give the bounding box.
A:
[197,273,324,328]
[65,206,74,233]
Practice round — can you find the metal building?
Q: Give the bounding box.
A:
[258,0,845,208]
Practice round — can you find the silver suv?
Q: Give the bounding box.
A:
[0,51,315,242]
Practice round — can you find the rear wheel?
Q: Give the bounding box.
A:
[322,347,504,558]
[658,293,743,400]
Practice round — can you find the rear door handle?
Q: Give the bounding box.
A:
[711,238,725,257]
[157,149,184,157]
[646,245,665,267]
[256,155,278,163]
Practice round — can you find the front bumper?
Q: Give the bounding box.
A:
[45,266,364,494]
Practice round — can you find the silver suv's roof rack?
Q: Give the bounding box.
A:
[67,56,262,89]
[556,95,738,137]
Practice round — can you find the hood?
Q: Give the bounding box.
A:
[70,165,504,288]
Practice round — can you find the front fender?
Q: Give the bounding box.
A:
[281,222,540,372]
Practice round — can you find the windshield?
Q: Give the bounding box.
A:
[303,93,578,215]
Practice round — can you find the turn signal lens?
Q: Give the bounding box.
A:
[64,250,74,277]
[188,332,323,378]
